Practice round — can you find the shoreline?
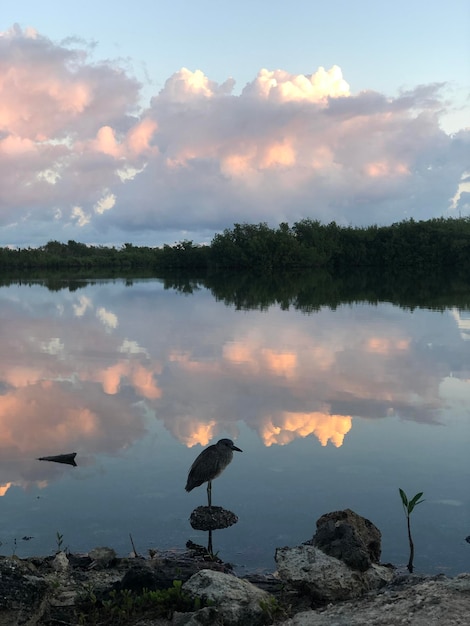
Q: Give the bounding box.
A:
[1,543,469,625]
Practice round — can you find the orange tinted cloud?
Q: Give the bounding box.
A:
[366,337,410,354]
[223,342,253,364]
[221,150,257,177]
[0,391,99,451]
[168,351,221,376]
[365,161,410,178]
[3,367,43,387]
[91,119,158,159]
[261,349,297,378]
[89,360,161,399]
[93,126,121,157]
[260,140,296,168]
[159,67,235,102]
[183,421,218,448]
[223,342,298,378]
[261,411,352,447]
[127,118,158,156]
[0,134,36,155]
[0,482,12,496]
[0,25,466,247]
[244,66,350,102]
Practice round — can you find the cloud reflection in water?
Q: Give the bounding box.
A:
[0,279,467,501]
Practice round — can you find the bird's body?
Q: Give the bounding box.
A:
[185,438,242,506]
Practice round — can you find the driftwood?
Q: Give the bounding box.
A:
[37,452,77,466]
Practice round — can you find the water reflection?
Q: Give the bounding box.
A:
[0,276,468,573]
[0,278,468,481]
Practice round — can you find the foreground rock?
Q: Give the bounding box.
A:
[275,509,392,606]
[0,509,469,625]
[278,573,470,626]
[275,544,393,604]
[182,569,273,625]
[1,552,469,625]
[311,508,382,571]
[0,546,233,625]
[0,557,49,626]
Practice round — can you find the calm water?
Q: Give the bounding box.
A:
[0,276,469,575]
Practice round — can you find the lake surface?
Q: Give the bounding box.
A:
[0,275,469,575]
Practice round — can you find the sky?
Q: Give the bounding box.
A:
[1,1,469,248]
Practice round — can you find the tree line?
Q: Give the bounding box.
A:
[2,266,470,313]
[1,216,469,272]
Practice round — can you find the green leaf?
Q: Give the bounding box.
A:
[409,492,424,507]
[408,492,425,512]
[399,488,408,507]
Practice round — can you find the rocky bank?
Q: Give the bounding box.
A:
[0,509,468,625]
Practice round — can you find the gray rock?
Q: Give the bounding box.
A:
[173,606,223,625]
[182,569,273,626]
[311,508,382,571]
[275,544,393,604]
[277,574,470,625]
[0,557,49,625]
[52,550,69,571]
[88,546,117,569]
[189,505,238,531]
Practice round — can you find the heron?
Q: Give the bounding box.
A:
[185,438,242,506]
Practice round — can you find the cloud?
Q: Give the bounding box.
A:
[261,411,352,447]
[1,277,468,494]
[0,25,469,247]
[241,65,350,102]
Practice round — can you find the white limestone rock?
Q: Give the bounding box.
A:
[182,568,273,626]
[275,544,393,604]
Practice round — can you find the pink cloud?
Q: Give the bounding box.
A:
[0,25,468,247]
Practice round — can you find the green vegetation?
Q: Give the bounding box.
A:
[55,531,64,553]
[259,595,287,622]
[399,488,425,573]
[76,579,206,625]
[2,263,470,312]
[1,216,470,272]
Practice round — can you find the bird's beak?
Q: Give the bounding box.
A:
[232,445,242,452]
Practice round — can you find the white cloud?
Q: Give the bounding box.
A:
[73,295,92,317]
[242,65,350,102]
[97,307,118,331]
[158,67,235,102]
[94,192,116,215]
[71,206,90,227]
[0,25,469,247]
[119,339,149,356]
[40,337,64,356]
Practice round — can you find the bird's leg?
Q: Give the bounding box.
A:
[207,480,212,508]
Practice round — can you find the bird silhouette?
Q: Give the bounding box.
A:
[185,438,242,506]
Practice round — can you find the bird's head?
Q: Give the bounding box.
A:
[217,438,242,452]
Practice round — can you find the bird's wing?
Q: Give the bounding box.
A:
[186,445,221,490]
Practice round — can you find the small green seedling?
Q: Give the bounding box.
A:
[55,531,64,553]
[399,488,425,573]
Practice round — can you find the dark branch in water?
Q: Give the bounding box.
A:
[37,452,77,467]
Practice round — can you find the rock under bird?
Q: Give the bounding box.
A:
[185,438,242,506]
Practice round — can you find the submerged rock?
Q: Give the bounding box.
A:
[189,505,238,531]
